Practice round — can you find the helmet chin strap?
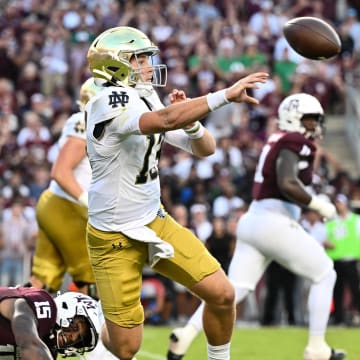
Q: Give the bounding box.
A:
[92,68,154,97]
[92,69,120,85]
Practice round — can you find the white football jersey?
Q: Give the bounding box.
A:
[49,112,91,203]
[86,86,193,232]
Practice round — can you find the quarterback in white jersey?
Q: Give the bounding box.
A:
[29,78,100,298]
[85,26,268,360]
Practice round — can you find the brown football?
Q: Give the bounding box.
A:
[283,17,341,60]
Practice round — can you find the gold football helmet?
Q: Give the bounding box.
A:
[87,26,167,92]
[77,77,102,111]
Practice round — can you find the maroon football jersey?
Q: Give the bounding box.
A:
[0,286,57,358]
[252,131,316,201]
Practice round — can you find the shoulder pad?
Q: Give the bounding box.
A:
[86,86,138,125]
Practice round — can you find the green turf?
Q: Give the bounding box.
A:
[62,325,360,359]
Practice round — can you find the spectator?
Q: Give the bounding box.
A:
[190,203,213,243]
[170,203,200,323]
[342,7,360,55]
[215,30,245,81]
[261,262,298,326]
[238,34,268,70]
[16,62,41,111]
[273,47,298,94]
[248,0,281,55]
[325,194,360,325]
[2,169,30,206]
[40,25,69,95]
[141,276,167,325]
[0,198,37,286]
[16,111,51,148]
[212,181,245,218]
[188,0,222,30]
[27,164,51,202]
[205,217,235,274]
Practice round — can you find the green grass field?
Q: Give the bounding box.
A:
[64,325,360,359]
[139,326,358,360]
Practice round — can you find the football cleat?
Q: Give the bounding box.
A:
[304,346,346,360]
[167,325,198,360]
[167,349,184,360]
[329,349,346,360]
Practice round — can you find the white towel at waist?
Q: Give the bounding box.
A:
[121,226,174,267]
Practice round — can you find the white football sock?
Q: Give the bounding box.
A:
[207,342,230,360]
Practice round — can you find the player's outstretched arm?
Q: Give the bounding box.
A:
[139,72,269,135]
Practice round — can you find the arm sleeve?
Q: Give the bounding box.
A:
[164,129,193,153]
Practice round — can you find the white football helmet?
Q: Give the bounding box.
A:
[87,26,167,96]
[278,93,324,138]
[53,292,100,357]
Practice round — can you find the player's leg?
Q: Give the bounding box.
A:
[260,217,345,360]
[151,213,234,360]
[87,223,147,360]
[53,198,98,298]
[86,300,138,360]
[30,190,66,292]
[167,212,270,360]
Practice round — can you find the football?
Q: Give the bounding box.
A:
[283,17,341,60]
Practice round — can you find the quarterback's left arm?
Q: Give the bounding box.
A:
[165,126,216,157]
[167,89,216,157]
[185,124,216,157]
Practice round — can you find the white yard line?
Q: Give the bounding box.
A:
[138,350,166,360]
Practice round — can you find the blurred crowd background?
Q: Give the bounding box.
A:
[1,0,360,328]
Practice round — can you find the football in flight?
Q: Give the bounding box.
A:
[283,16,341,60]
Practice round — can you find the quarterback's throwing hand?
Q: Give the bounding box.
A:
[225,72,269,105]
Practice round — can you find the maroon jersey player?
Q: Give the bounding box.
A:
[230,93,345,360]
[167,94,346,360]
[0,287,100,359]
[253,131,316,202]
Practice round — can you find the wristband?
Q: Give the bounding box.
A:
[206,89,230,111]
[184,121,205,139]
[78,192,88,207]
